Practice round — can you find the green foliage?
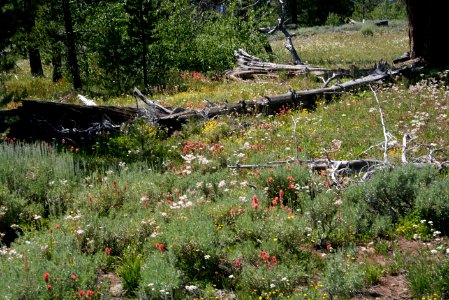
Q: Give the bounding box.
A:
[0,228,104,299]
[352,0,407,21]
[396,213,434,241]
[323,250,365,298]
[407,252,449,299]
[303,192,339,246]
[237,262,306,298]
[357,165,438,224]
[325,12,344,26]
[369,0,407,20]
[117,245,142,296]
[92,118,170,166]
[155,0,270,74]
[259,164,314,210]
[415,175,449,235]
[361,23,375,36]
[0,183,26,237]
[139,251,181,299]
[363,263,384,286]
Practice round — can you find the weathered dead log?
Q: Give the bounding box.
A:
[133,87,173,115]
[0,100,145,146]
[227,49,379,80]
[154,63,407,127]
[228,158,386,172]
[0,62,411,145]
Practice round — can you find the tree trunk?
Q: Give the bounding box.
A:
[62,0,82,89]
[52,46,63,82]
[406,0,448,66]
[24,0,44,77]
[28,47,44,77]
[288,0,297,24]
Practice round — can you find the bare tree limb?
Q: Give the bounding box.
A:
[370,84,389,163]
[133,87,173,115]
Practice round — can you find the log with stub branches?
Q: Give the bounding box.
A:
[226,49,390,80]
[0,62,412,147]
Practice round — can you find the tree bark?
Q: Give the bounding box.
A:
[28,47,44,77]
[288,0,297,25]
[62,0,82,89]
[52,45,63,82]
[24,0,44,77]
[406,0,448,66]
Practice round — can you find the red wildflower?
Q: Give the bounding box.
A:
[235,258,241,268]
[70,274,77,280]
[86,290,94,297]
[192,71,200,81]
[259,250,270,261]
[230,208,235,218]
[43,272,50,283]
[326,243,333,250]
[287,176,295,182]
[279,189,284,200]
[105,247,111,256]
[55,224,60,229]
[272,197,279,206]
[271,256,277,265]
[267,177,274,184]
[251,195,259,210]
[79,290,85,297]
[47,284,52,290]
[155,242,165,253]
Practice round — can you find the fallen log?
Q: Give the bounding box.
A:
[0,100,145,146]
[0,62,411,146]
[226,49,378,80]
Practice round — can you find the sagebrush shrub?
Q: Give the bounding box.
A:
[415,175,449,234]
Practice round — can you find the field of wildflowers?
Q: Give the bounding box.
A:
[1,21,449,299]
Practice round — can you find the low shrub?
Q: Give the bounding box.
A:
[415,175,449,235]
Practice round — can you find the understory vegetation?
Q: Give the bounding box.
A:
[1,22,449,300]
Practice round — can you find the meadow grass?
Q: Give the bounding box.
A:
[1,22,449,299]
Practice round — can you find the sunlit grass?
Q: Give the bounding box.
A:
[272,23,408,67]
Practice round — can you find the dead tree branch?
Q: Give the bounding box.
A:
[370,85,389,162]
